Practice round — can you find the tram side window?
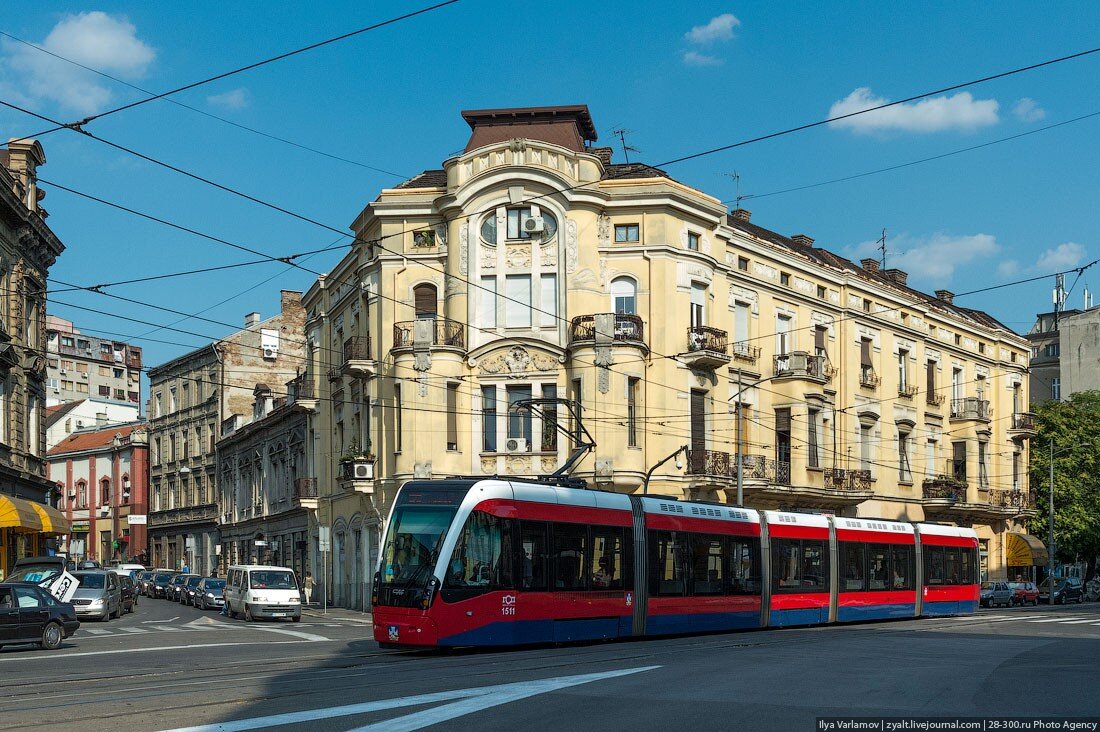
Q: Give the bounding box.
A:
[518,521,549,591]
[729,537,762,594]
[444,511,513,591]
[944,547,963,585]
[924,546,945,585]
[553,523,587,590]
[891,545,914,590]
[590,526,624,590]
[867,544,890,590]
[692,535,725,595]
[650,531,688,596]
[958,547,976,585]
[965,547,978,584]
[772,539,829,593]
[841,543,865,591]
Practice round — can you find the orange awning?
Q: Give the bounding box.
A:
[0,495,71,535]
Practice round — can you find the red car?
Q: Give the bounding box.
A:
[1009,581,1039,606]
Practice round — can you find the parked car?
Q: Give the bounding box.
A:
[224,565,302,622]
[1039,576,1085,604]
[135,571,154,596]
[195,578,226,610]
[1009,581,1040,606]
[180,576,204,606]
[107,563,146,581]
[77,560,102,570]
[6,556,67,586]
[150,572,173,598]
[0,582,80,650]
[70,570,123,621]
[980,581,1014,608]
[119,575,137,614]
[166,574,196,602]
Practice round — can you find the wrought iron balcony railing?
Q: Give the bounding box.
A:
[950,397,991,421]
[859,367,880,389]
[569,313,645,344]
[731,341,760,363]
[342,335,372,363]
[293,477,318,499]
[686,326,728,354]
[393,318,465,349]
[898,383,919,399]
[773,352,830,381]
[1011,412,1037,432]
[686,449,730,477]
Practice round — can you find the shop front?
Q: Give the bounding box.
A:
[0,494,72,579]
[1006,532,1049,582]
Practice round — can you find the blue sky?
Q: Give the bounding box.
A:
[1,1,1099,382]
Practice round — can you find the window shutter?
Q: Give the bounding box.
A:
[814,326,826,353]
[414,284,437,316]
[860,339,872,366]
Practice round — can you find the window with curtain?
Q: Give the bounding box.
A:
[611,278,637,315]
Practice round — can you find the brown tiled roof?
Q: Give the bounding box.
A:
[45,400,85,428]
[48,423,142,455]
[725,214,1017,335]
[603,162,673,180]
[394,169,447,190]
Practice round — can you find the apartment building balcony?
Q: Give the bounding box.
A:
[898,383,919,400]
[393,318,465,352]
[341,335,376,378]
[859,366,880,390]
[569,313,647,352]
[686,449,731,478]
[731,341,760,365]
[339,457,376,494]
[287,375,318,412]
[732,458,872,510]
[921,475,1016,522]
[148,503,218,528]
[1007,411,1038,440]
[772,351,831,383]
[926,392,946,411]
[989,488,1036,519]
[949,397,992,423]
[292,477,319,511]
[680,326,730,370]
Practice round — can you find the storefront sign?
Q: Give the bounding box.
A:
[71,522,89,532]
[127,514,147,525]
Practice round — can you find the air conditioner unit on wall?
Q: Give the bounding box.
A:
[262,347,277,360]
[353,462,373,480]
[523,216,545,234]
[505,438,529,453]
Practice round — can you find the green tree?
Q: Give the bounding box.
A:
[1028,391,1100,581]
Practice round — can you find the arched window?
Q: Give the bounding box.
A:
[100,478,111,507]
[76,480,87,509]
[610,277,637,315]
[414,283,438,319]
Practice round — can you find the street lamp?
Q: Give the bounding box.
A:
[729,369,783,506]
[642,444,688,495]
[1047,438,1090,603]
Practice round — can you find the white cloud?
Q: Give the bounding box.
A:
[684,13,740,44]
[996,260,1020,278]
[1013,97,1047,123]
[207,88,251,111]
[828,87,999,135]
[1035,242,1087,272]
[847,232,998,282]
[1,11,154,115]
[682,50,723,67]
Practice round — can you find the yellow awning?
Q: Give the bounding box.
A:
[0,495,71,535]
[1007,532,1049,567]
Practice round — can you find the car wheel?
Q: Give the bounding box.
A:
[292,615,301,623]
[244,604,255,622]
[40,622,63,650]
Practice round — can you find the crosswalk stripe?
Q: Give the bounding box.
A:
[985,615,1046,622]
[1058,618,1100,624]
[84,628,112,635]
[147,625,184,632]
[975,615,1012,621]
[1028,617,1085,623]
[119,627,149,634]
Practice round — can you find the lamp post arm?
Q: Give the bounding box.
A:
[643,444,689,496]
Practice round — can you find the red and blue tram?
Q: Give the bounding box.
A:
[372,479,979,648]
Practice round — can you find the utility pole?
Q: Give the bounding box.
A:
[1048,438,1055,601]
[878,228,888,269]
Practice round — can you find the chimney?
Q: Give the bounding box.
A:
[280,290,304,316]
[791,233,815,247]
[860,258,881,273]
[96,412,108,426]
[589,146,614,165]
[729,209,752,223]
[6,138,46,213]
[245,312,261,327]
[935,289,955,304]
[883,268,908,286]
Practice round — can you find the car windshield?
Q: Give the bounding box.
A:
[6,564,63,585]
[1039,578,1064,590]
[186,577,202,587]
[154,573,172,583]
[74,573,105,589]
[981,582,994,590]
[205,580,226,590]
[249,571,296,590]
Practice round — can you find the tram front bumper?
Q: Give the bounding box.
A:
[373,611,440,647]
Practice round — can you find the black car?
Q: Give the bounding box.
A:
[195,578,226,610]
[0,582,80,650]
[119,576,137,614]
[136,571,154,596]
[167,574,197,602]
[1039,576,1085,604]
[150,572,173,598]
[180,576,204,606]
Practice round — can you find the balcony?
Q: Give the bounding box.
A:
[293,477,319,510]
[859,366,880,390]
[393,318,465,351]
[989,489,1036,518]
[773,352,830,383]
[731,458,871,510]
[680,326,730,370]
[824,467,873,492]
[287,375,317,412]
[341,335,376,378]
[950,397,991,422]
[1007,411,1038,440]
[339,457,376,494]
[926,392,946,410]
[898,383,918,400]
[569,313,646,349]
[148,503,218,527]
[922,476,967,503]
[686,449,731,477]
[731,341,760,364]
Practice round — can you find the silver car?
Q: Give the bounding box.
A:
[980,580,1014,608]
[70,570,123,621]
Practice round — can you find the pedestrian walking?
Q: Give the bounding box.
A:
[303,571,314,605]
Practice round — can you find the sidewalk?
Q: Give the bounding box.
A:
[301,605,373,625]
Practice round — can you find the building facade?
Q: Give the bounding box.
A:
[46,399,141,450]
[46,423,149,564]
[146,293,305,573]
[45,315,143,408]
[301,105,1041,608]
[1056,306,1100,401]
[0,137,68,576]
[1026,310,1072,406]
[216,383,313,576]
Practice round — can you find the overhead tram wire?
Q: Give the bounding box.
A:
[0,30,409,179]
[1,1,463,145]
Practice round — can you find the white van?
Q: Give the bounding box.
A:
[224,565,301,622]
[107,563,147,579]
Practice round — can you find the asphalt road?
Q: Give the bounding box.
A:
[1,597,1098,731]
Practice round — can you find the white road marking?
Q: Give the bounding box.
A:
[147,625,185,632]
[1028,617,1086,623]
[974,615,1012,621]
[144,617,179,623]
[159,666,661,732]
[250,626,329,642]
[119,627,149,634]
[983,615,1047,622]
[1058,618,1100,624]
[0,639,325,662]
[84,628,112,635]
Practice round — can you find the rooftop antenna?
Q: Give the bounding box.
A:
[724,171,746,210]
[1054,272,1066,327]
[1085,284,1093,310]
[611,128,639,164]
[877,228,888,269]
